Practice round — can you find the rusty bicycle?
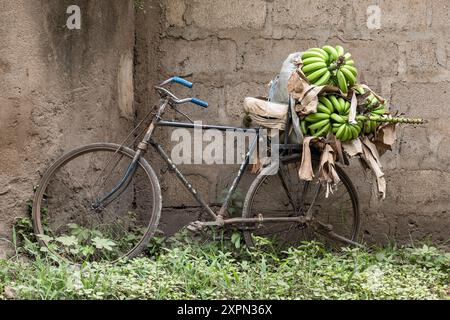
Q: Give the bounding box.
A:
[32,76,360,263]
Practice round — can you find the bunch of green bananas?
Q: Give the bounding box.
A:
[300,95,362,141]
[363,96,386,134]
[326,95,362,141]
[300,93,425,141]
[301,45,358,93]
[300,101,332,137]
[354,87,387,134]
[301,48,333,86]
[331,114,362,141]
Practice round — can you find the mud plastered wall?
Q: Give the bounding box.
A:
[0,0,135,257]
[152,0,449,244]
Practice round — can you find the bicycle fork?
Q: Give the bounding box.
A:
[91,99,170,211]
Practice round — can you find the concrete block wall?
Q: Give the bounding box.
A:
[153,0,449,244]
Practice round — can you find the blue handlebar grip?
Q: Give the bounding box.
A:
[191,98,209,108]
[171,76,193,88]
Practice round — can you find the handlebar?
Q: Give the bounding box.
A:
[157,76,209,108]
[191,98,209,108]
[171,76,193,88]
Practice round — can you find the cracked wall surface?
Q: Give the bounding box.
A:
[1,1,449,257]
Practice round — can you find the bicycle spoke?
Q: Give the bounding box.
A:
[92,153,126,197]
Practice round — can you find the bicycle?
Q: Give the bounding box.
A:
[32,76,361,263]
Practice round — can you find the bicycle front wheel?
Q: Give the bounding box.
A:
[32,143,162,263]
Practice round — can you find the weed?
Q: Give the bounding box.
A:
[1,233,448,300]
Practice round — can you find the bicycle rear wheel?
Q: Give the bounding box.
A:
[32,143,162,263]
[242,157,360,249]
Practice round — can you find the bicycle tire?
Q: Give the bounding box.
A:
[32,143,162,263]
[242,158,360,249]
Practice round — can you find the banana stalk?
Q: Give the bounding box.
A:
[355,115,425,124]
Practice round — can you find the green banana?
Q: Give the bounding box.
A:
[323,45,339,61]
[338,98,346,114]
[344,101,350,115]
[366,99,380,111]
[348,124,359,140]
[306,67,329,83]
[354,85,365,95]
[340,67,356,86]
[330,113,345,123]
[302,57,326,65]
[336,124,346,140]
[336,70,348,93]
[305,112,330,122]
[329,95,342,113]
[300,120,307,135]
[314,70,331,86]
[303,45,359,90]
[308,48,330,62]
[345,59,355,66]
[319,96,334,113]
[302,51,327,60]
[302,61,327,74]
[342,65,358,76]
[372,107,386,115]
[317,103,331,115]
[314,122,331,137]
[364,120,376,134]
[302,45,361,98]
[308,119,330,130]
[342,125,351,141]
[335,45,345,56]
[354,124,361,139]
[371,121,377,133]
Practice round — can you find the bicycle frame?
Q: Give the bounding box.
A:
[93,80,302,225]
[151,122,259,221]
[93,96,263,223]
[90,77,362,246]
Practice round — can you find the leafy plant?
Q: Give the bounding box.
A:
[4,201,448,300]
[92,237,116,251]
[19,202,161,263]
[231,232,241,249]
[1,237,448,300]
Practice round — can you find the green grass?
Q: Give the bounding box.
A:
[0,232,449,300]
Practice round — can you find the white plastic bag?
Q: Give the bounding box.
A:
[268,52,302,104]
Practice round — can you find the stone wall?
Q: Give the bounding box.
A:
[154,0,450,244]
